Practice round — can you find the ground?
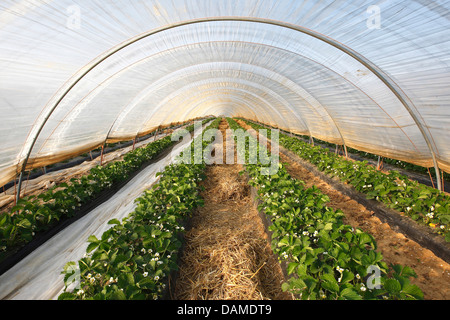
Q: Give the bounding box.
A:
[235,118,450,300]
[173,119,292,300]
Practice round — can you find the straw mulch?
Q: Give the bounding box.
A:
[172,118,292,300]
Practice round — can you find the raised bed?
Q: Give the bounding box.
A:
[0,137,183,276]
[279,145,450,264]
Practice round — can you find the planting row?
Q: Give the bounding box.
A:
[345,147,450,183]
[239,119,450,242]
[256,121,449,183]
[0,119,210,264]
[229,118,424,300]
[58,118,222,300]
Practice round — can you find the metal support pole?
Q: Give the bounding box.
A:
[14,16,442,203]
[427,168,435,189]
[100,144,105,166]
[437,169,442,192]
[15,172,22,204]
[24,171,31,195]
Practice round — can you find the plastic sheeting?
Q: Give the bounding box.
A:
[0,122,207,300]
[0,0,449,189]
[0,131,170,209]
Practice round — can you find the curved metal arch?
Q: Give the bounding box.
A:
[16,17,442,203]
[38,43,322,156]
[168,90,272,120]
[35,41,406,171]
[178,99,261,124]
[171,89,286,123]
[153,86,290,132]
[115,60,350,156]
[125,74,312,139]
[51,41,332,150]
[97,41,345,148]
[107,69,308,140]
[64,39,420,161]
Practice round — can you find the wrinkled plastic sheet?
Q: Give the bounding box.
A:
[0,132,170,210]
[0,122,208,300]
[1,0,449,188]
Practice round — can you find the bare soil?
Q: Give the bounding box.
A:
[236,119,450,300]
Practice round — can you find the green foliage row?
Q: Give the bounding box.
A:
[58,162,206,300]
[242,118,450,181]
[0,119,210,263]
[230,118,424,300]
[345,148,450,182]
[239,119,450,242]
[247,164,423,300]
[58,118,220,300]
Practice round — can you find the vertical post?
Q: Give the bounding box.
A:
[427,168,435,189]
[435,167,442,191]
[376,156,381,170]
[24,171,31,195]
[100,144,105,166]
[427,163,444,191]
[343,144,348,159]
[132,138,136,150]
[15,173,21,204]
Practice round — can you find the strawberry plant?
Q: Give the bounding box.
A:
[239,119,450,242]
[58,118,220,300]
[58,162,206,300]
[232,119,424,300]
[0,119,210,265]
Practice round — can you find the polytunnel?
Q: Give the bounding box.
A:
[0,0,449,302]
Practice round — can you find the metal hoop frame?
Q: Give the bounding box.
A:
[15,17,442,203]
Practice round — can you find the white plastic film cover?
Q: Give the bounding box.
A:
[0,0,449,188]
[0,121,209,299]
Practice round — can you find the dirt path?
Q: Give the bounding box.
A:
[172,119,292,300]
[235,119,450,300]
